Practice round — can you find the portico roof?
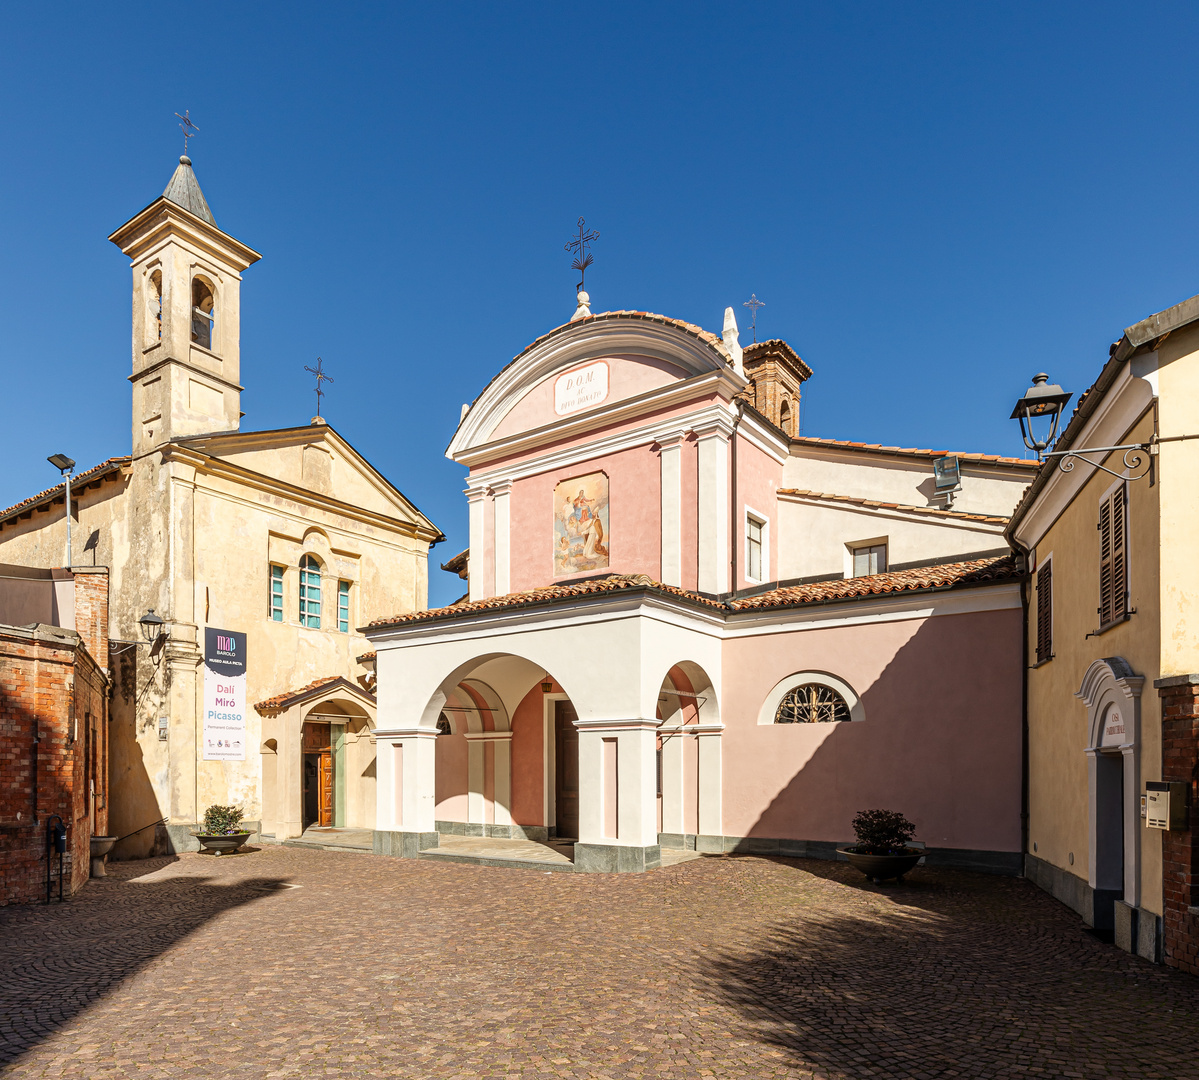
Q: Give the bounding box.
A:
[366,555,1021,632]
[254,675,376,716]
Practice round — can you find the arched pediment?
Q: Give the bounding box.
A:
[1076,657,1144,749]
[446,312,741,460]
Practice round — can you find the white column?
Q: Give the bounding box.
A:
[659,727,685,836]
[696,424,730,594]
[577,720,659,848]
[696,727,723,839]
[466,485,487,601]
[491,481,512,596]
[658,435,684,587]
[374,729,437,833]
[492,733,513,827]
[466,737,486,825]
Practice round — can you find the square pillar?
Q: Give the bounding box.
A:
[492,733,513,828]
[696,424,730,594]
[659,727,685,838]
[466,486,487,601]
[658,434,685,588]
[574,721,661,872]
[492,481,512,596]
[697,727,723,839]
[373,729,438,857]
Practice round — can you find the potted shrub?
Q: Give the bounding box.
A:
[193,805,252,856]
[838,809,923,884]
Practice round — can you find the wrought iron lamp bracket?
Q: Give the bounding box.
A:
[1044,441,1157,482]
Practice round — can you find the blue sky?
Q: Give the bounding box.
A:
[2,4,1197,606]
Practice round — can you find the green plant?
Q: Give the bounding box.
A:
[202,805,245,835]
[851,809,917,855]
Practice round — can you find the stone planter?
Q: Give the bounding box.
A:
[838,847,924,884]
[89,836,117,877]
[193,831,252,856]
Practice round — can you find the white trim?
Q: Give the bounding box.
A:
[467,487,487,602]
[757,671,865,726]
[698,428,729,593]
[743,504,769,584]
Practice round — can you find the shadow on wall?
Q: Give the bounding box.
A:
[0,857,286,1069]
[108,647,169,859]
[742,610,1023,857]
[695,871,1199,1078]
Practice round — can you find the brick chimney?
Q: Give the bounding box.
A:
[69,567,109,667]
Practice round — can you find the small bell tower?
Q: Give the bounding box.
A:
[109,155,261,455]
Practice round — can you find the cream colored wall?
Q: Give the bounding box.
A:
[782,448,1034,518]
[776,497,1007,580]
[1027,408,1161,913]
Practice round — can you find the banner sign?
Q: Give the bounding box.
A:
[203,627,247,761]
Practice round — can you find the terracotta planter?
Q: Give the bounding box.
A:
[193,831,252,856]
[838,847,923,884]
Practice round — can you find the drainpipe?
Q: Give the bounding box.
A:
[1010,536,1032,875]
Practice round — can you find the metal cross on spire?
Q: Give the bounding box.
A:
[564,217,600,294]
[304,357,334,417]
[175,110,200,156]
[743,293,765,343]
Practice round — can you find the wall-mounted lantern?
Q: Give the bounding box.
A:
[1009,374,1073,460]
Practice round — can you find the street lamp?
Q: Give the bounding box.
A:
[138,609,167,660]
[46,454,76,568]
[1009,374,1072,460]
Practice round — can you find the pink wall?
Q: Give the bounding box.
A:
[734,434,783,589]
[720,608,1024,852]
[434,730,468,822]
[510,684,546,826]
[490,354,690,441]
[508,444,662,593]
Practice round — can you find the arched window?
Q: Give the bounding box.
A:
[191,277,215,350]
[778,398,792,436]
[299,555,321,628]
[774,683,851,724]
[147,270,163,345]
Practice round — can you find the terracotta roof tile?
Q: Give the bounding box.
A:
[369,557,1019,631]
[777,488,1011,525]
[729,555,1021,612]
[0,457,131,525]
[254,675,373,714]
[790,435,1037,469]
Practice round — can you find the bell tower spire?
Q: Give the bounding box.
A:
[108,150,261,455]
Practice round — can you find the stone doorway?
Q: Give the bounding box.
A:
[302,722,333,829]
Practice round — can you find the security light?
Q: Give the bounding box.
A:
[47,454,75,472]
[933,455,962,492]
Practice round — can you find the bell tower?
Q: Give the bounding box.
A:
[109,156,261,455]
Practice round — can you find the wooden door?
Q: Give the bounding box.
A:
[319,751,334,827]
[555,700,580,839]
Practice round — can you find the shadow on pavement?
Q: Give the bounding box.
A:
[0,856,289,1068]
[696,887,1199,1079]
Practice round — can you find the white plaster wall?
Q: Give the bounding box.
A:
[776,498,1008,581]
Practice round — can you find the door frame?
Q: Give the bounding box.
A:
[542,693,568,831]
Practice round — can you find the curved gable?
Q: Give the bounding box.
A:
[446,312,738,461]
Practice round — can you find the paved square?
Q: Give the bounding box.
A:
[2,847,1197,1078]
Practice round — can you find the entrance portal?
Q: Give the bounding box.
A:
[554,700,579,839]
[301,721,333,828]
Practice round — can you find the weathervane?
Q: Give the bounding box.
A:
[564,217,600,294]
[743,294,765,343]
[175,110,200,156]
[304,357,334,417]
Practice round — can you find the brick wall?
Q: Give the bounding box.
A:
[0,624,108,905]
[70,568,109,665]
[1157,674,1199,976]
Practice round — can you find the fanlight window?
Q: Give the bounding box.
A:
[774,683,851,724]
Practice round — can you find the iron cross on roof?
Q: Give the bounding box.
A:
[304,357,334,417]
[564,217,600,294]
[743,293,765,343]
[175,110,200,156]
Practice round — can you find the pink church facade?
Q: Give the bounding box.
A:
[367,304,1036,872]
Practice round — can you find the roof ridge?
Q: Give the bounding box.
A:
[776,487,1010,525]
[790,434,1038,469]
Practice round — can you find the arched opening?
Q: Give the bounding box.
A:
[299,554,322,628]
[191,276,215,350]
[655,662,719,848]
[146,269,162,346]
[778,398,792,436]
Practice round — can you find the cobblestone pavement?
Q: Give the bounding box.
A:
[2,847,1198,1079]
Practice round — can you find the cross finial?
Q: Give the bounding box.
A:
[564,217,600,295]
[304,357,334,417]
[743,293,765,343]
[175,110,200,157]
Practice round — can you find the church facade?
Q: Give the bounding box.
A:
[0,156,441,856]
[366,296,1037,872]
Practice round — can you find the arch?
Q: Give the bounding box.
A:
[447,313,739,458]
[757,671,864,726]
[146,268,163,346]
[1076,657,1144,911]
[655,660,722,845]
[191,275,216,350]
[261,738,278,754]
[778,398,792,436]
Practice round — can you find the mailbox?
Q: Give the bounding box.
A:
[50,822,67,853]
[1145,781,1188,831]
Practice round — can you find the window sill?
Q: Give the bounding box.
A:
[1030,655,1055,669]
[1087,612,1135,639]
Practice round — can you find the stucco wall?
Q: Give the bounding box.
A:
[720,606,1024,851]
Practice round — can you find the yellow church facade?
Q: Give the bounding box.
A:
[0,155,442,856]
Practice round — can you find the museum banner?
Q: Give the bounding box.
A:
[203,627,247,761]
